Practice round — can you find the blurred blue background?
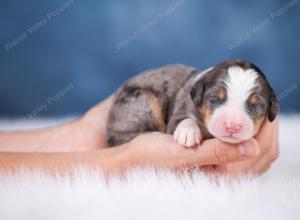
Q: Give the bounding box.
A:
[0,0,299,117]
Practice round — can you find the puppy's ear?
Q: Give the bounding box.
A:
[268,94,279,122]
[190,80,204,106]
[249,63,279,122]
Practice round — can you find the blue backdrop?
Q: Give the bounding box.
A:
[0,0,299,117]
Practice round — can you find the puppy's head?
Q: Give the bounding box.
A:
[191,60,279,144]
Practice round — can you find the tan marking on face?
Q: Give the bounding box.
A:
[199,89,225,125]
[217,89,226,101]
[249,94,258,105]
[199,104,213,125]
[148,93,166,132]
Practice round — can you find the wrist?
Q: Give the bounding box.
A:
[69,115,108,150]
[73,98,113,150]
[94,143,134,175]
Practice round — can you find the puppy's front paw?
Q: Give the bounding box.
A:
[173,118,202,148]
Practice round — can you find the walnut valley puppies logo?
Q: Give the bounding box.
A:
[228,0,299,50]
[3,0,75,51]
[23,83,74,120]
[256,83,298,116]
[115,0,186,50]
[277,83,298,101]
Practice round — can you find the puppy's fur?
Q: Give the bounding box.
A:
[106,60,278,147]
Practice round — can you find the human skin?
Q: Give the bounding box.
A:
[0,96,279,176]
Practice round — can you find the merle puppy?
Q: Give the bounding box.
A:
[106,60,278,148]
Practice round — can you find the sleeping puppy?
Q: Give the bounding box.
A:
[106,60,279,147]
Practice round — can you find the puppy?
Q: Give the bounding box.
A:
[106,60,279,147]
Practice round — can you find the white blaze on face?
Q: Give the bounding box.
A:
[207,66,259,143]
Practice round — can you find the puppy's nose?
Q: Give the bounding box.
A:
[225,122,242,134]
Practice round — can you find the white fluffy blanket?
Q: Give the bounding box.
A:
[0,115,300,220]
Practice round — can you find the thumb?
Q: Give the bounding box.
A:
[192,138,260,166]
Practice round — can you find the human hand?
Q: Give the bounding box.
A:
[202,117,279,176]
[78,96,278,176]
[125,132,259,171]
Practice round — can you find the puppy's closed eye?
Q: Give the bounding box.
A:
[206,88,227,106]
[247,94,266,117]
[208,95,225,105]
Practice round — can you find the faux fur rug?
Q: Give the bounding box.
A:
[0,115,300,220]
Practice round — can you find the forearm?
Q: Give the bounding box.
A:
[0,97,112,152]
[0,144,131,176]
[0,122,78,152]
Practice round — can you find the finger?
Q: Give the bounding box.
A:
[190,138,260,166]
[257,116,277,139]
[200,165,217,173]
[257,164,271,176]
[200,164,248,178]
[211,139,265,176]
[256,116,279,151]
[220,139,279,176]
[252,143,279,175]
[214,159,259,176]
